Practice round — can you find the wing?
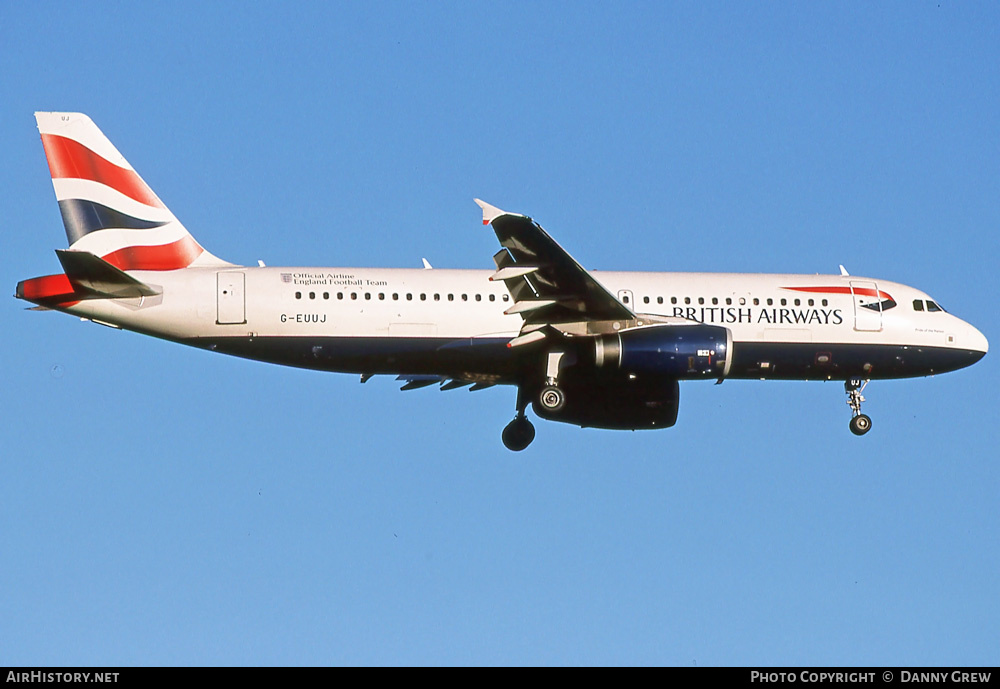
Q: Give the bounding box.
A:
[475,199,634,326]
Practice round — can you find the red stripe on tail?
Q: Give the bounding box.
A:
[101,235,204,271]
[16,274,81,307]
[40,134,165,209]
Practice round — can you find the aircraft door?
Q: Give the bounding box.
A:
[850,280,882,332]
[217,271,246,325]
[618,289,634,308]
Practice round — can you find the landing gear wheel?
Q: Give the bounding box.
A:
[845,379,872,437]
[849,414,872,436]
[502,417,535,451]
[539,385,566,412]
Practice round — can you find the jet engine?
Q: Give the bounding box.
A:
[530,323,732,429]
[593,323,732,380]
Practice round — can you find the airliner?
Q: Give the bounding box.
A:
[17,112,988,450]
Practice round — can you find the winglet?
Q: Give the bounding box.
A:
[474,198,509,226]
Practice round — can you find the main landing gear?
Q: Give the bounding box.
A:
[502,387,535,451]
[538,349,568,413]
[845,379,872,436]
[501,350,570,451]
[502,415,535,451]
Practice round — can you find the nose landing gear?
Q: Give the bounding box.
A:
[845,379,872,436]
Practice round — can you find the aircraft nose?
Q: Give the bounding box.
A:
[968,323,989,358]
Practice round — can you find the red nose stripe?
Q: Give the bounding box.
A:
[783,285,894,301]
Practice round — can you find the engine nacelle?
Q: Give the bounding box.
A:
[530,323,731,430]
[532,377,680,430]
[593,323,733,380]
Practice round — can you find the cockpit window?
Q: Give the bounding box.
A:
[914,299,945,313]
[861,297,896,312]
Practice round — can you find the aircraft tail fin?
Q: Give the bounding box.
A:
[34,112,232,270]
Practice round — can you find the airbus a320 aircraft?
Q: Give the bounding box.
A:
[17,113,988,450]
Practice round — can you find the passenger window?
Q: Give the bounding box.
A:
[684,297,691,305]
[420,294,426,301]
[406,293,412,301]
[502,294,509,302]
[378,293,385,300]
[822,299,828,307]
[364,293,371,300]
[753,298,759,306]
[351,293,357,300]
[657,296,663,304]
[447,294,454,301]
[808,299,814,306]
[434,294,440,301]
[323,292,329,300]
[295,292,302,299]
[712,297,718,305]
[767,298,773,306]
[671,297,677,305]
[779,298,786,306]
[643,296,649,304]
[392,293,398,300]
[337,292,344,300]
[475,294,482,302]
[489,294,496,302]
[462,294,468,301]
[698,297,704,305]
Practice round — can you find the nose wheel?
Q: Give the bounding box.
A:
[845,379,872,436]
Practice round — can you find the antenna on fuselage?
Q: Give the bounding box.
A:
[839,265,850,276]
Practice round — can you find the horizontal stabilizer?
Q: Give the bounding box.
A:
[56,249,161,298]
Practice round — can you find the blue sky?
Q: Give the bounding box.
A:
[2,2,997,666]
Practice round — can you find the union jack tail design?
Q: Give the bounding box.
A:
[35,112,230,270]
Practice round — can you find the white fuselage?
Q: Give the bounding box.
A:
[58,266,987,382]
